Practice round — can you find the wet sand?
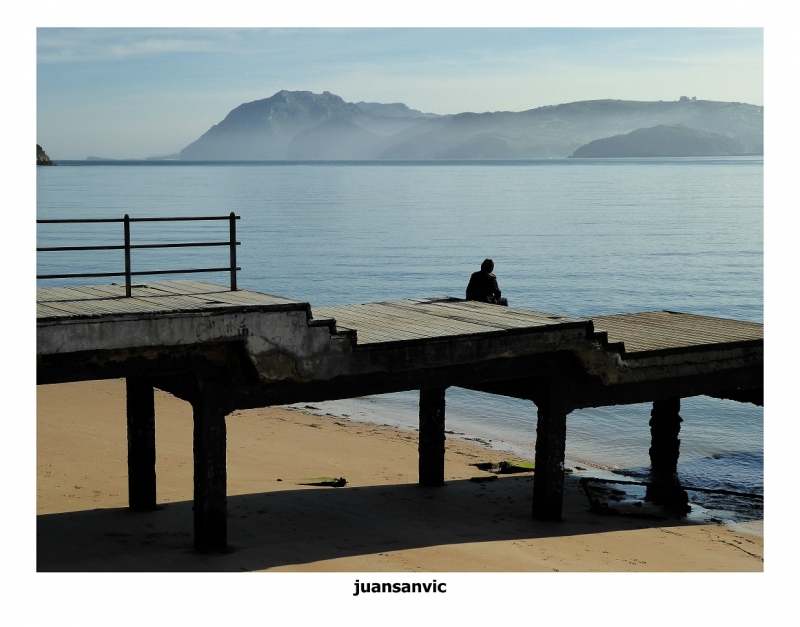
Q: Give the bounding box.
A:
[37,379,763,572]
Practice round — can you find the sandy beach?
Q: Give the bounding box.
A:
[37,379,763,572]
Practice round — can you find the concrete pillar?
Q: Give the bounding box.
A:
[192,378,229,552]
[126,377,157,511]
[532,391,568,521]
[418,387,446,486]
[647,397,689,513]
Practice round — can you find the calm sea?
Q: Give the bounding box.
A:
[37,158,763,521]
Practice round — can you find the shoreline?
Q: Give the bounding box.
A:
[286,397,763,529]
[37,379,763,571]
[285,397,617,472]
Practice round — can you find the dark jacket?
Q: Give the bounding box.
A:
[466,271,501,303]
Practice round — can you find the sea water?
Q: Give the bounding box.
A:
[37,158,763,521]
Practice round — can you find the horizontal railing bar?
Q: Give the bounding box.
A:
[131,241,240,249]
[37,271,128,279]
[131,242,242,248]
[38,245,127,252]
[37,241,240,252]
[128,267,242,277]
[127,216,240,223]
[38,216,240,224]
[37,266,242,280]
[37,218,125,224]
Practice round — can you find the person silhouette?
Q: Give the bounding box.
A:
[465,259,508,306]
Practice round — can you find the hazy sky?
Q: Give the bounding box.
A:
[37,28,763,159]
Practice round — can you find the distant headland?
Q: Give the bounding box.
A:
[570,124,757,158]
[177,90,763,161]
[37,144,55,166]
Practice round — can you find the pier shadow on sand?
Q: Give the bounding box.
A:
[37,473,722,572]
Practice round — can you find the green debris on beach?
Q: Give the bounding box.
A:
[499,460,535,473]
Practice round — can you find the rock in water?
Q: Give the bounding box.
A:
[37,144,55,166]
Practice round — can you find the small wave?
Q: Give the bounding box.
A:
[611,450,763,522]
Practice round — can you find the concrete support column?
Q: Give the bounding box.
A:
[418,387,447,486]
[532,391,568,521]
[647,397,689,513]
[192,378,229,552]
[126,377,157,511]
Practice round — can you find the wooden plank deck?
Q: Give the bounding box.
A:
[36,280,305,321]
[37,282,763,359]
[313,298,585,346]
[314,300,762,357]
[591,311,763,356]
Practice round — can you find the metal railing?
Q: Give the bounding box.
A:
[37,213,240,297]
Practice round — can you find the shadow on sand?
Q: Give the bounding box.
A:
[38,473,700,572]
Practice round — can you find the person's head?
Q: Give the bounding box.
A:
[481,259,494,273]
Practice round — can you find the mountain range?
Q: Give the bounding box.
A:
[179,90,763,161]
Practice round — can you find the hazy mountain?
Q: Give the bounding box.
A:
[571,124,747,158]
[354,101,439,118]
[380,99,762,159]
[287,118,384,160]
[179,91,763,161]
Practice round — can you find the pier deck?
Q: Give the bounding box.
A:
[591,311,763,357]
[37,281,763,551]
[313,299,585,346]
[36,280,304,319]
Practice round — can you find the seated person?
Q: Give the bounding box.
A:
[466,259,508,306]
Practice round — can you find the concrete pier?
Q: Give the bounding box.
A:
[418,387,447,486]
[191,377,229,552]
[37,281,763,551]
[126,377,157,511]
[647,397,690,512]
[192,379,228,551]
[532,388,569,521]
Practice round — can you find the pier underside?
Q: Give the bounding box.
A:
[37,281,763,551]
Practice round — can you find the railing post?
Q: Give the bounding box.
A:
[123,214,132,297]
[229,212,237,291]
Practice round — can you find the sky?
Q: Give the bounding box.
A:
[36,27,764,159]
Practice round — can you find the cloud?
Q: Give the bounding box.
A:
[37,28,227,63]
